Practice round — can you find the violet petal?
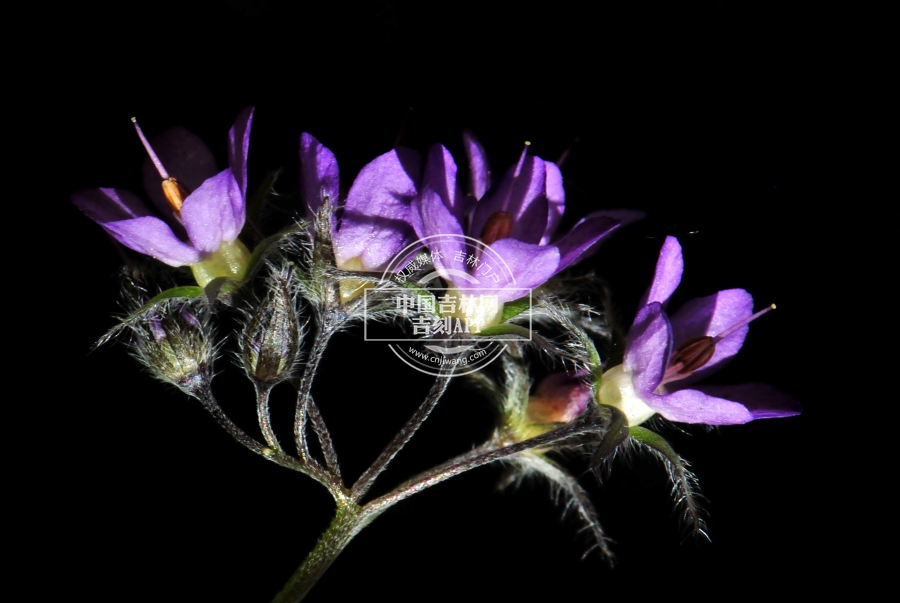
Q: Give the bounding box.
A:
[470,156,548,245]
[462,130,490,200]
[638,236,683,309]
[333,148,421,271]
[645,388,754,425]
[181,169,243,254]
[72,187,152,223]
[300,132,340,217]
[423,144,468,221]
[410,188,466,279]
[668,288,754,385]
[693,383,801,420]
[553,215,622,272]
[101,216,202,266]
[228,106,254,197]
[462,238,559,302]
[624,303,672,397]
[141,126,218,216]
[540,161,565,244]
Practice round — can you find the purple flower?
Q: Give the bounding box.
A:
[300,133,421,272]
[599,236,801,425]
[409,136,640,303]
[72,108,254,287]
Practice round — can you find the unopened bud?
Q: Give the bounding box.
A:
[242,267,302,385]
[526,371,592,425]
[130,303,214,397]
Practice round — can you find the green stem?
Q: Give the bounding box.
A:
[270,504,365,603]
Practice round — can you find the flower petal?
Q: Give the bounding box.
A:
[300,132,340,217]
[470,155,548,245]
[462,130,490,200]
[333,148,421,271]
[423,144,470,222]
[72,187,152,222]
[668,288,754,384]
[101,216,202,266]
[540,161,565,244]
[638,236,683,309]
[624,302,672,397]
[464,238,559,302]
[228,106,254,197]
[141,126,218,216]
[693,383,801,420]
[553,215,622,272]
[645,388,754,425]
[410,188,466,280]
[181,169,243,254]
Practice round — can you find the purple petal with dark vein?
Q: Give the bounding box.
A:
[624,303,672,397]
[300,132,340,217]
[141,126,218,216]
[645,388,754,425]
[638,236,683,309]
[101,216,202,266]
[693,383,801,419]
[423,144,467,220]
[540,161,565,244]
[668,288,753,385]
[462,130,490,200]
[72,187,152,223]
[228,106,254,197]
[333,148,421,270]
[470,156,547,245]
[553,215,621,272]
[459,239,559,302]
[181,169,243,254]
[410,188,465,279]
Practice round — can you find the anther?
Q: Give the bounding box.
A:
[480,211,513,246]
[132,117,189,213]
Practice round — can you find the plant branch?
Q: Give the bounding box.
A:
[362,409,609,517]
[351,369,453,501]
[307,396,342,482]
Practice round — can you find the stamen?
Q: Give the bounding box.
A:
[512,141,531,178]
[661,304,777,383]
[131,117,170,180]
[714,304,776,343]
[480,211,513,246]
[556,137,579,168]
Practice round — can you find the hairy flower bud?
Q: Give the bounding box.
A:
[130,303,215,397]
[241,267,303,386]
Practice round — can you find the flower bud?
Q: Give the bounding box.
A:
[525,372,592,425]
[130,303,214,397]
[241,268,302,386]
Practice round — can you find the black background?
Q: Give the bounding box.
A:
[40,1,837,600]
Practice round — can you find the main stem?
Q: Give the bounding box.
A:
[270,504,365,603]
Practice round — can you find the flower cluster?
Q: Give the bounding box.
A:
[74,110,801,599]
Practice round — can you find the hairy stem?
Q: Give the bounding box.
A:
[351,369,453,501]
[270,408,610,600]
[255,384,280,451]
[269,504,368,603]
[307,396,342,482]
[196,390,338,496]
[363,411,608,517]
[294,327,333,464]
